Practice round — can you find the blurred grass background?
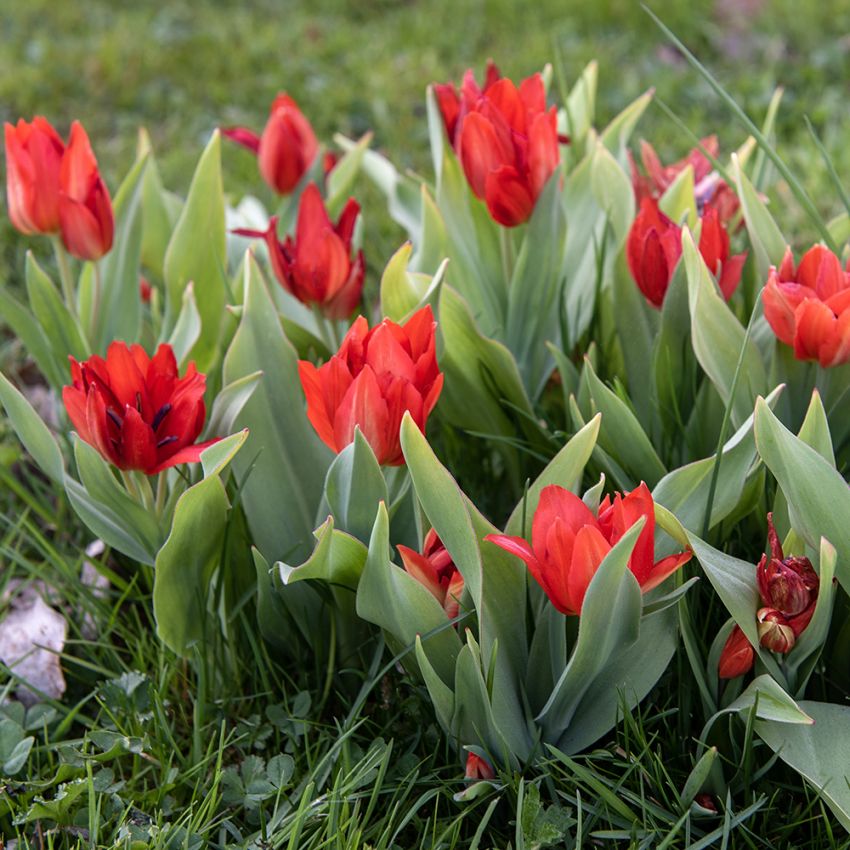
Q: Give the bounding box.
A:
[2,0,850,288]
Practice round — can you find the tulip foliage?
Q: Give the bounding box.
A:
[3,59,850,831]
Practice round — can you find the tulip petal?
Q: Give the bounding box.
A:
[298,360,340,453]
[532,485,598,557]
[793,298,836,365]
[717,251,747,301]
[333,366,390,463]
[527,110,559,198]
[762,276,812,347]
[221,126,261,154]
[484,165,535,227]
[398,545,443,602]
[642,550,692,593]
[459,112,509,199]
[151,437,222,474]
[567,525,612,615]
[120,406,157,472]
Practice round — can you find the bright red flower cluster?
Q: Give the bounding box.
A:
[626,197,746,308]
[435,63,560,227]
[762,245,850,368]
[235,183,364,319]
[397,529,464,619]
[223,94,318,195]
[297,306,443,466]
[63,342,217,475]
[718,514,820,679]
[4,118,113,260]
[486,483,691,616]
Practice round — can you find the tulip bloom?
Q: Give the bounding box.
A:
[762,245,850,367]
[234,183,364,318]
[63,342,217,475]
[627,198,745,308]
[223,94,318,195]
[297,306,443,466]
[464,752,495,781]
[485,483,691,616]
[397,529,464,619]
[58,122,114,260]
[4,117,65,236]
[718,626,754,679]
[435,65,559,227]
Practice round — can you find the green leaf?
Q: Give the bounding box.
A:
[732,154,787,283]
[379,241,447,324]
[659,164,697,229]
[581,358,667,487]
[205,371,263,439]
[756,701,850,831]
[280,516,368,592]
[682,229,766,426]
[325,132,372,217]
[0,287,63,389]
[356,502,461,685]
[725,674,813,724]
[25,253,88,368]
[323,429,388,544]
[200,428,249,479]
[139,130,180,278]
[754,397,850,591]
[89,155,147,349]
[165,282,202,368]
[222,252,331,563]
[153,474,228,654]
[164,131,227,371]
[537,520,644,743]
[680,747,717,808]
[0,371,64,483]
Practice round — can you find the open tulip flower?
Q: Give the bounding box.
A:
[762,244,850,368]
[223,93,318,195]
[58,121,114,260]
[63,342,218,475]
[627,197,745,308]
[298,306,443,466]
[234,183,364,318]
[397,529,464,619]
[486,483,691,616]
[435,64,560,227]
[4,116,65,236]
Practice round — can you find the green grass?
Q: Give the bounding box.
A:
[4,1,850,846]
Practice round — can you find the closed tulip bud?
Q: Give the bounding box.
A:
[223,94,318,195]
[626,198,682,308]
[297,306,443,466]
[757,607,796,654]
[486,483,691,616]
[464,752,495,781]
[234,183,364,319]
[397,529,464,619]
[717,625,754,679]
[58,122,114,260]
[4,116,65,236]
[762,244,850,368]
[63,342,219,475]
[697,206,746,300]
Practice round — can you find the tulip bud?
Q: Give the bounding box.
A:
[757,608,796,654]
[464,752,495,781]
[398,529,464,619]
[756,514,819,617]
[718,625,754,679]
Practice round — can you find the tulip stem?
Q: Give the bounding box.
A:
[155,472,168,517]
[91,261,103,339]
[499,228,515,285]
[311,305,335,355]
[52,236,77,315]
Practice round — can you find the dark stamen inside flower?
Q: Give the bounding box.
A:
[152,403,172,432]
[106,408,122,429]
[156,435,178,449]
[136,392,142,412]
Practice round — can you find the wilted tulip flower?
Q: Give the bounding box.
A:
[297,306,443,466]
[756,608,796,653]
[63,342,217,475]
[223,94,318,195]
[397,529,464,619]
[762,245,850,367]
[464,752,495,781]
[435,64,560,227]
[58,122,114,260]
[234,183,364,319]
[485,483,691,616]
[4,117,65,236]
[627,198,745,308]
[718,625,754,679]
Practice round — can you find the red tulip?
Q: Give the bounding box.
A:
[762,245,850,367]
[223,94,318,195]
[4,117,65,235]
[297,306,443,466]
[464,752,495,781]
[435,66,559,227]
[757,607,796,653]
[718,625,754,679]
[397,529,464,619]
[62,342,218,475]
[627,198,745,308]
[234,183,364,319]
[58,122,114,260]
[757,514,819,618]
[485,483,691,616]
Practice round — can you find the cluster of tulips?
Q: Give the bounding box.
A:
[2,58,849,814]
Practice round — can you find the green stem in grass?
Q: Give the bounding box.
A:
[700,301,760,540]
[52,235,76,314]
[91,260,103,339]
